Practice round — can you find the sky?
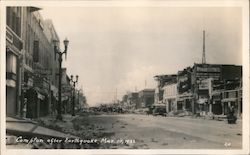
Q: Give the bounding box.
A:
[40,7,242,106]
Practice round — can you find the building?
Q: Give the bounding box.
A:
[138,89,155,109]
[43,19,61,115]
[191,63,222,115]
[153,63,242,117]
[154,74,177,105]
[61,68,72,114]
[211,65,242,117]
[6,7,23,116]
[77,89,88,110]
[120,94,129,110]
[6,7,62,119]
[177,67,193,113]
[163,79,178,113]
[21,8,59,118]
[192,64,242,117]
[127,92,139,110]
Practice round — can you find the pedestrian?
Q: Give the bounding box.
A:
[22,98,27,118]
[227,105,237,124]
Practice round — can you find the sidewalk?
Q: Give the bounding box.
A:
[37,114,80,135]
[7,115,76,137]
[6,114,79,148]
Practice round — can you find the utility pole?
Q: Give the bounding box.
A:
[202,30,206,64]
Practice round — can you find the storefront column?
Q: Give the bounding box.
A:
[191,99,195,114]
[237,99,241,118]
[183,99,186,111]
[37,99,40,118]
[221,102,224,115]
[209,103,212,114]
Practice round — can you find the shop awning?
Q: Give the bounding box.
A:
[33,87,47,100]
[37,92,45,100]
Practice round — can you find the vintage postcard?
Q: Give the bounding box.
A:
[0,0,249,155]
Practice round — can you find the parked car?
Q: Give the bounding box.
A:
[152,106,166,116]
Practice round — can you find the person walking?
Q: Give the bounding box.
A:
[227,105,237,124]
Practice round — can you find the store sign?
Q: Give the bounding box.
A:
[199,80,209,89]
[196,66,220,73]
[34,68,52,75]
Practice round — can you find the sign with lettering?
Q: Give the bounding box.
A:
[34,68,52,75]
[196,66,220,73]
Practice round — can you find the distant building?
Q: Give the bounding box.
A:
[211,65,242,117]
[77,89,88,110]
[154,74,177,105]
[127,92,139,110]
[191,63,222,115]
[163,81,178,113]
[61,68,72,114]
[120,94,129,109]
[138,89,155,108]
[177,67,193,113]
[192,63,242,116]
[153,63,242,117]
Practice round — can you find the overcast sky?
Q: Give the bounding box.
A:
[40,7,242,106]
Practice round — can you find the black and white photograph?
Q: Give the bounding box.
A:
[1,0,249,154]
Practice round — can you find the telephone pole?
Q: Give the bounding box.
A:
[202,30,206,64]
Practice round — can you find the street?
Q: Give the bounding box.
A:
[71,114,242,149]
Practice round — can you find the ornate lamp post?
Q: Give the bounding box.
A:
[70,75,78,116]
[53,38,69,120]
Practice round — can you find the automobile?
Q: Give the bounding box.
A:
[152,106,166,116]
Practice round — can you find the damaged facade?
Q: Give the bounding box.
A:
[153,63,242,118]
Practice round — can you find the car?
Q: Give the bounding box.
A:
[152,107,166,116]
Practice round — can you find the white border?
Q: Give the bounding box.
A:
[0,0,249,155]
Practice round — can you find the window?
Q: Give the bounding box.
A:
[6,7,21,37]
[6,7,11,27]
[33,40,39,62]
[6,53,17,74]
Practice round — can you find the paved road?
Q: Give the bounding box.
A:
[76,114,242,149]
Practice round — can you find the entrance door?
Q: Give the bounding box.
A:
[26,89,38,118]
[6,86,17,116]
[212,101,222,115]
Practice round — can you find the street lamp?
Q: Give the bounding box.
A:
[70,75,78,116]
[53,38,69,120]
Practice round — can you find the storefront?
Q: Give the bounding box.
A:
[6,48,19,116]
[197,98,209,116]
[165,98,176,113]
[176,94,194,113]
[211,92,223,115]
[25,87,48,119]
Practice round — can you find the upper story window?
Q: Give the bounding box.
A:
[6,7,22,37]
